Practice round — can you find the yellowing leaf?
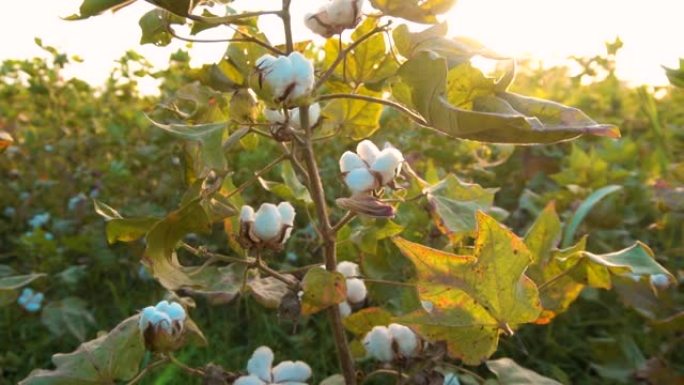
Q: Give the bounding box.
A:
[322,86,383,140]
[0,131,13,152]
[370,0,457,24]
[300,267,347,315]
[394,212,541,364]
[343,307,393,336]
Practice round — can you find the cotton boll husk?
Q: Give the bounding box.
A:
[371,148,404,184]
[363,326,394,362]
[272,361,312,383]
[247,346,274,382]
[241,205,256,222]
[233,375,266,385]
[339,301,352,318]
[346,278,367,304]
[336,261,360,278]
[388,323,419,358]
[339,151,366,173]
[264,109,286,124]
[277,202,296,226]
[253,203,283,241]
[443,372,461,385]
[344,167,377,194]
[356,140,380,164]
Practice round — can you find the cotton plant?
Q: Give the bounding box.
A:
[254,52,314,105]
[240,202,296,251]
[17,287,44,313]
[363,323,422,362]
[305,0,365,38]
[234,346,312,385]
[138,300,187,352]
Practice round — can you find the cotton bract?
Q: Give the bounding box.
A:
[363,323,421,362]
[255,52,314,105]
[339,140,404,195]
[235,346,312,385]
[304,0,365,38]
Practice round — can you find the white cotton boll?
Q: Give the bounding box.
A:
[234,375,266,385]
[256,54,277,71]
[363,326,394,362]
[253,204,283,242]
[328,0,359,25]
[339,301,352,318]
[264,109,286,124]
[150,311,173,333]
[241,205,256,222]
[346,278,368,304]
[289,52,314,88]
[339,151,366,173]
[371,148,404,185]
[356,140,380,164]
[308,103,321,126]
[443,372,461,385]
[266,56,295,100]
[336,261,360,278]
[304,12,330,37]
[651,274,671,289]
[272,361,312,383]
[344,167,377,194]
[627,273,641,282]
[277,202,296,227]
[247,346,274,383]
[388,323,419,358]
[139,306,158,331]
[164,302,186,322]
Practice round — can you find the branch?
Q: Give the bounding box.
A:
[317,93,429,127]
[186,10,280,25]
[331,211,356,234]
[126,357,169,385]
[225,154,287,199]
[315,21,392,90]
[168,353,205,377]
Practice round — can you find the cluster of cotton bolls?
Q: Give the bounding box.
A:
[234,346,312,385]
[263,103,322,141]
[363,323,421,362]
[240,202,296,250]
[340,140,404,195]
[254,52,314,105]
[332,261,368,317]
[304,0,365,38]
[138,300,187,334]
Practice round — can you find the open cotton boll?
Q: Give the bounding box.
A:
[304,11,331,37]
[256,54,277,71]
[253,204,283,241]
[272,361,312,383]
[371,148,404,184]
[356,140,380,164]
[264,109,287,124]
[336,261,360,278]
[344,167,377,194]
[241,205,256,222]
[247,346,274,383]
[651,273,671,289]
[388,323,419,358]
[290,103,321,129]
[346,278,367,304]
[155,300,186,322]
[363,326,394,362]
[339,151,366,173]
[277,202,296,226]
[233,375,266,385]
[327,0,362,26]
[443,372,461,385]
[339,301,352,318]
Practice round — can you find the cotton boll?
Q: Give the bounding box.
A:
[339,151,366,173]
[233,375,266,385]
[253,204,283,241]
[651,274,671,289]
[339,301,352,318]
[149,311,174,333]
[241,205,256,222]
[264,109,286,124]
[304,12,331,37]
[363,326,394,362]
[356,140,380,164]
[289,52,314,88]
[308,103,322,127]
[388,323,419,358]
[336,261,360,278]
[327,0,360,26]
[164,302,186,322]
[247,346,274,382]
[272,361,312,383]
[371,148,404,184]
[346,278,367,304]
[277,202,296,226]
[266,56,295,101]
[139,306,157,330]
[344,167,377,194]
[256,55,277,71]
[443,372,461,385]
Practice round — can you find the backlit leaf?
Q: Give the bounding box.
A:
[369,0,457,24]
[300,267,347,315]
[487,358,563,385]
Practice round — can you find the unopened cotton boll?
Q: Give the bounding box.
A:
[339,301,352,318]
[388,323,419,358]
[371,148,404,184]
[247,346,274,383]
[346,278,367,304]
[339,151,366,173]
[363,326,394,362]
[336,261,360,278]
[241,205,256,222]
[253,204,283,241]
[356,140,381,164]
[344,167,377,194]
[272,361,312,383]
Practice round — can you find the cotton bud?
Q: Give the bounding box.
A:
[255,52,314,105]
[139,300,187,352]
[346,278,367,304]
[239,202,297,250]
[363,326,394,362]
[337,261,360,278]
[17,288,44,313]
[371,147,404,185]
[305,0,365,38]
[650,273,672,289]
[388,323,420,358]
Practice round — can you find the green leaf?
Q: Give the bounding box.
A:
[139,9,185,46]
[425,174,497,240]
[93,200,159,244]
[398,52,620,144]
[322,86,383,140]
[394,212,541,364]
[0,273,46,291]
[369,0,457,24]
[246,274,295,309]
[300,267,347,315]
[446,63,496,109]
[146,0,194,17]
[561,185,623,247]
[487,358,562,385]
[19,315,145,385]
[664,58,684,88]
[41,297,95,342]
[66,0,135,20]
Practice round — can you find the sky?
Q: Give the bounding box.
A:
[1,0,683,91]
